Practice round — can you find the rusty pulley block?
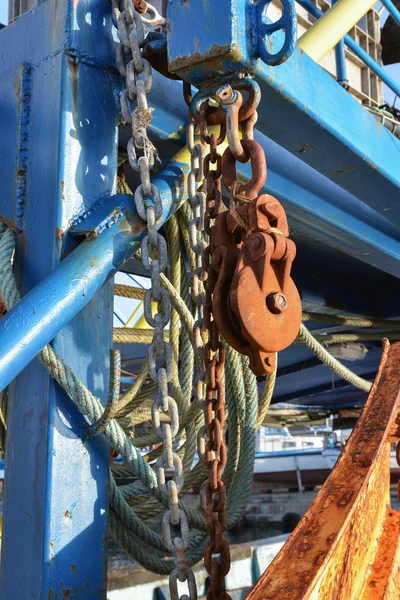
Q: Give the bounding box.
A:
[193,82,301,376]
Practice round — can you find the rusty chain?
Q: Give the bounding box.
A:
[187,78,301,378]
[183,82,233,600]
[184,76,300,597]
[112,3,195,599]
[199,114,230,600]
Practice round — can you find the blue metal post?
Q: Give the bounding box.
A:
[0,0,118,597]
[333,0,348,89]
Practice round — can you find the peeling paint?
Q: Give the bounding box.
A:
[15,63,33,230]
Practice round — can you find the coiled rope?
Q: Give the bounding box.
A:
[0,217,263,574]
[2,200,390,570]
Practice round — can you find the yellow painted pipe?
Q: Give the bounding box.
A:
[124,300,146,328]
[298,0,377,63]
[133,303,153,329]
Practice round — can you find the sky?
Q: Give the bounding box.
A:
[0,1,6,25]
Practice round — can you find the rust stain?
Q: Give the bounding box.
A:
[47,590,58,599]
[0,298,6,318]
[56,228,64,239]
[333,167,354,174]
[70,564,77,573]
[0,215,21,233]
[50,541,55,560]
[169,43,234,77]
[299,143,316,154]
[61,180,65,204]
[130,220,146,236]
[62,591,71,598]
[248,341,400,600]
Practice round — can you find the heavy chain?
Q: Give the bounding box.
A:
[185,80,264,598]
[112,4,195,599]
[200,116,230,600]
[184,82,231,600]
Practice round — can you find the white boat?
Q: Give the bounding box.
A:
[252,427,400,490]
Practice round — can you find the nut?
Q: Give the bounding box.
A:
[266,292,287,314]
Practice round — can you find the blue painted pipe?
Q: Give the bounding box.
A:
[381,0,400,27]
[335,38,348,86]
[296,0,400,99]
[0,160,189,392]
[333,0,348,86]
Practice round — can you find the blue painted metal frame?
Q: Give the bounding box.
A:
[0,143,190,391]
[167,0,400,226]
[0,0,399,593]
[0,0,118,596]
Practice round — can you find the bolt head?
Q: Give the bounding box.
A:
[266,292,288,314]
[216,84,236,105]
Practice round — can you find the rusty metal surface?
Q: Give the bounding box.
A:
[196,80,302,377]
[247,340,400,600]
[212,191,301,375]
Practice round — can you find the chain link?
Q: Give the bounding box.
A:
[185,80,260,599]
[112,5,195,599]
[184,84,231,600]
[201,113,230,600]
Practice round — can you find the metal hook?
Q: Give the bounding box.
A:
[141,3,167,28]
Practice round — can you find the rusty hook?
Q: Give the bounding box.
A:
[222,139,267,202]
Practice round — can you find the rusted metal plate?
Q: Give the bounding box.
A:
[247,340,400,600]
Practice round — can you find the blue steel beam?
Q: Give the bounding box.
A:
[3,132,400,394]
[167,0,400,225]
[0,0,117,597]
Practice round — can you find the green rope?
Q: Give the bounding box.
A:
[296,323,372,392]
[0,215,379,576]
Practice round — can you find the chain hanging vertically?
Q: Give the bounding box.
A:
[183,83,231,600]
[183,75,301,598]
[111,4,196,599]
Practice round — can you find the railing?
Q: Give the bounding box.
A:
[296,0,400,101]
